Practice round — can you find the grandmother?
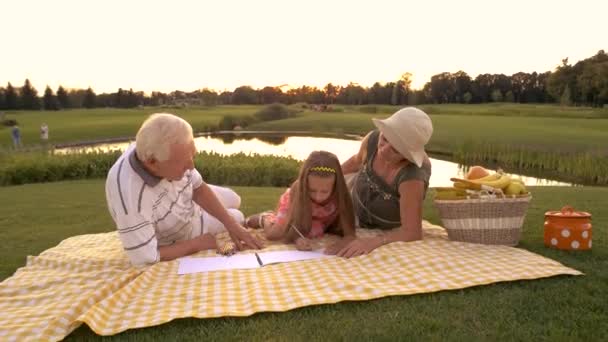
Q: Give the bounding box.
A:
[333,107,433,257]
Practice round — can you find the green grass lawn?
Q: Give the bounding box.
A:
[2,104,607,156]
[0,106,259,148]
[1,180,606,340]
[249,108,608,155]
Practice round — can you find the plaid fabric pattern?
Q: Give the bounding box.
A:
[0,221,581,340]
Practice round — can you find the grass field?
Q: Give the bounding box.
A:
[0,106,258,148]
[2,104,607,154]
[3,103,607,183]
[1,180,606,340]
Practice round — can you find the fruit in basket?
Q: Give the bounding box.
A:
[504,181,527,195]
[451,173,512,191]
[465,166,490,180]
[434,187,468,200]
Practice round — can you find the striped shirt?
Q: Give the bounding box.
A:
[105,144,203,267]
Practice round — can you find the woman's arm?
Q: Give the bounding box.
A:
[335,179,425,258]
[341,131,372,174]
[384,180,425,243]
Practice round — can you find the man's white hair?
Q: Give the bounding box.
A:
[135,113,194,162]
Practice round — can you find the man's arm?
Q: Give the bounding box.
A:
[158,234,216,261]
[192,182,263,250]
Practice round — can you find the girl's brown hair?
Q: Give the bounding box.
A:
[283,150,355,242]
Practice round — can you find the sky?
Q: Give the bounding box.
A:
[2,0,606,94]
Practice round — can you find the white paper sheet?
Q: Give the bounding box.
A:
[257,250,331,265]
[178,254,261,275]
[178,250,333,275]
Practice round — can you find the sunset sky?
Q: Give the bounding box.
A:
[3,0,606,94]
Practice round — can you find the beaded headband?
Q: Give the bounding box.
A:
[309,166,335,173]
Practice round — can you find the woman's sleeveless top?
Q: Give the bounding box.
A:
[351,130,431,229]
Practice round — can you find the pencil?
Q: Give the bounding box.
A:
[290,224,307,240]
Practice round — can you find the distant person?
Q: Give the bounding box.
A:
[337,107,433,258]
[11,124,21,149]
[105,113,263,267]
[40,123,49,142]
[246,150,356,253]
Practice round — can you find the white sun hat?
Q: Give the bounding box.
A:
[372,107,433,168]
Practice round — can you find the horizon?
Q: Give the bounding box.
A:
[2,0,606,95]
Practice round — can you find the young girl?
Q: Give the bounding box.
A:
[247,150,356,252]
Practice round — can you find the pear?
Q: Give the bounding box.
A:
[504,181,527,195]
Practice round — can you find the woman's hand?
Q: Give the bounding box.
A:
[324,236,356,255]
[336,237,382,258]
[295,237,313,251]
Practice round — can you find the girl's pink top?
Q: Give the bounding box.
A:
[274,188,338,238]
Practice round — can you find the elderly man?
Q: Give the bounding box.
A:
[105,113,262,267]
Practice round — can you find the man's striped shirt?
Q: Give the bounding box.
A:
[105,144,203,267]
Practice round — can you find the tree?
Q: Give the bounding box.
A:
[337,83,366,105]
[5,83,18,109]
[260,86,283,104]
[453,71,472,103]
[83,87,96,108]
[232,86,258,105]
[547,58,576,104]
[560,84,572,106]
[68,89,87,108]
[20,79,40,109]
[56,86,70,109]
[491,89,503,102]
[199,88,219,106]
[0,87,5,109]
[391,72,412,105]
[43,86,59,110]
[323,83,338,104]
[426,72,455,103]
[218,91,232,105]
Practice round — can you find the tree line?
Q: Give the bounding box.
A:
[0,50,605,111]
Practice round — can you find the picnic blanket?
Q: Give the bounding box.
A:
[0,221,582,341]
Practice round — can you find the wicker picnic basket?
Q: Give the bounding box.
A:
[433,194,532,246]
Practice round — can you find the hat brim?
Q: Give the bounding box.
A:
[372,118,426,168]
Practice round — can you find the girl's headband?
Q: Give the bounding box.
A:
[309,166,335,173]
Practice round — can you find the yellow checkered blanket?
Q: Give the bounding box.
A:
[0,222,581,340]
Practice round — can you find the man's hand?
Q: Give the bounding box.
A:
[336,237,382,258]
[228,225,264,250]
[295,237,313,251]
[324,236,356,255]
[196,233,217,251]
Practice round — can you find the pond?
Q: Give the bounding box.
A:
[55,132,570,188]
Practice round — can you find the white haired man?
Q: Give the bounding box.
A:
[105,113,263,267]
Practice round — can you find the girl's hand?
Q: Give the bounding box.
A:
[295,237,313,251]
[264,223,288,240]
[336,237,382,258]
[324,236,356,255]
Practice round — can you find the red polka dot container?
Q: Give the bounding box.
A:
[544,206,592,250]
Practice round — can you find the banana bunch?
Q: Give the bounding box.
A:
[446,171,529,197]
[434,187,469,200]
